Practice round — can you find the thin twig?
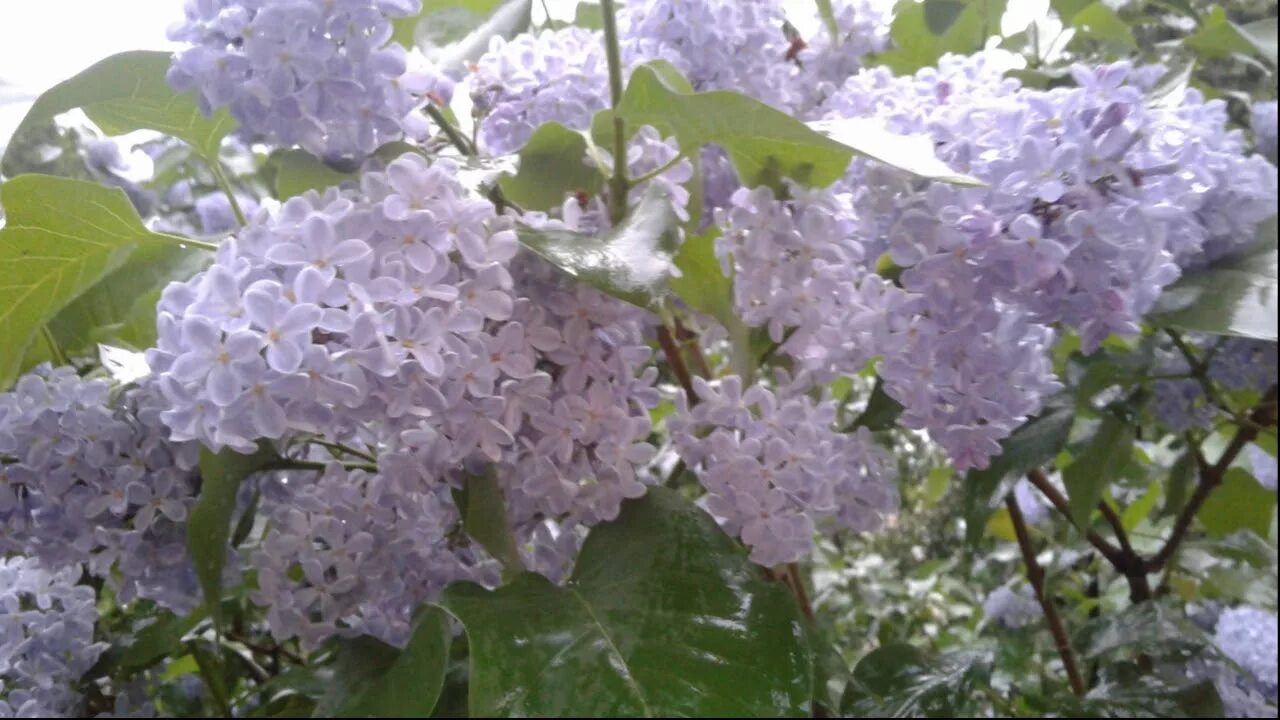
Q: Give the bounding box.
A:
[657,324,698,406]
[785,562,815,620]
[1006,493,1087,698]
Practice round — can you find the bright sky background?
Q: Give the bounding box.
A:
[0,0,1045,149]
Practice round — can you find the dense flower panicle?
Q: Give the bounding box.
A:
[1247,445,1277,492]
[167,0,434,162]
[1151,334,1277,433]
[982,583,1040,629]
[0,556,107,717]
[669,375,898,565]
[469,27,609,155]
[0,367,203,613]
[1214,606,1279,698]
[1254,100,1278,158]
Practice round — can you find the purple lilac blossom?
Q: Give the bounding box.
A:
[167,0,438,163]
[982,582,1040,629]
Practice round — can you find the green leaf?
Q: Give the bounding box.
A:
[3,51,234,169]
[1161,449,1197,519]
[391,0,507,49]
[963,399,1076,545]
[849,379,904,431]
[271,150,359,199]
[815,0,840,42]
[515,184,679,310]
[438,487,811,717]
[319,608,451,718]
[425,0,533,71]
[498,122,605,211]
[1120,479,1161,531]
[1197,467,1277,539]
[1146,58,1196,109]
[1074,602,1205,660]
[1187,8,1277,64]
[0,175,200,389]
[39,244,210,362]
[924,0,968,34]
[1152,215,1277,341]
[840,644,991,717]
[806,118,985,186]
[1050,0,1091,20]
[1064,414,1134,530]
[609,62,852,190]
[118,609,207,675]
[669,228,752,378]
[1068,2,1137,48]
[190,444,277,628]
[874,0,1008,74]
[453,469,523,575]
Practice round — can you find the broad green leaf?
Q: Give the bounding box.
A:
[849,379,905,431]
[190,444,277,628]
[806,118,985,186]
[1073,602,1205,660]
[1120,479,1161,531]
[1152,215,1277,341]
[874,0,1008,74]
[1146,58,1196,109]
[815,0,840,42]
[1187,8,1276,64]
[572,2,606,29]
[39,244,210,363]
[515,184,678,310]
[609,62,852,190]
[1050,0,1092,20]
[1068,2,1137,48]
[1197,467,1277,539]
[924,0,967,34]
[271,150,359,199]
[1160,450,1196,519]
[963,399,1076,545]
[840,643,991,717]
[923,467,952,505]
[0,175,198,389]
[118,609,207,675]
[426,0,533,71]
[3,51,234,169]
[438,487,811,717]
[318,608,451,718]
[669,228,752,378]
[498,122,605,211]
[453,469,523,575]
[1064,414,1135,529]
[392,0,507,49]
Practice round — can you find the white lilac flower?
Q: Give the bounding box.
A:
[982,583,1040,629]
[1253,100,1278,158]
[1215,606,1279,698]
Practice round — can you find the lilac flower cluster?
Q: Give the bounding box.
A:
[1214,605,1279,698]
[148,153,661,645]
[0,367,203,613]
[717,54,1277,469]
[167,0,433,162]
[982,582,1040,629]
[0,556,107,717]
[1151,335,1277,433]
[669,375,898,565]
[1254,100,1278,158]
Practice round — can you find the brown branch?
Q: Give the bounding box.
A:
[785,562,815,620]
[1025,469,1126,566]
[1096,499,1151,602]
[657,324,698,406]
[1006,493,1087,698]
[1146,386,1277,573]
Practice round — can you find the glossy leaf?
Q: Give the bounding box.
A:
[1064,414,1134,530]
[1152,215,1277,340]
[1146,58,1196,109]
[806,118,985,186]
[318,608,451,718]
[272,150,359,199]
[190,444,277,628]
[1197,467,1277,539]
[426,0,532,71]
[454,469,523,575]
[1073,602,1205,660]
[610,62,852,190]
[439,487,811,717]
[498,122,605,211]
[0,175,199,389]
[515,184,679,310]
[963,399,1076,545]
[1068,2,1136,49]
[39,244,210,363]
[874,0,1008,74]
[924,0,967,34]
[3,51,234,168]
[849,379,905,431]
[840,643,991,717]
[391,0,506,49]
[1187,8,1277,65]
[669,228,752,377]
